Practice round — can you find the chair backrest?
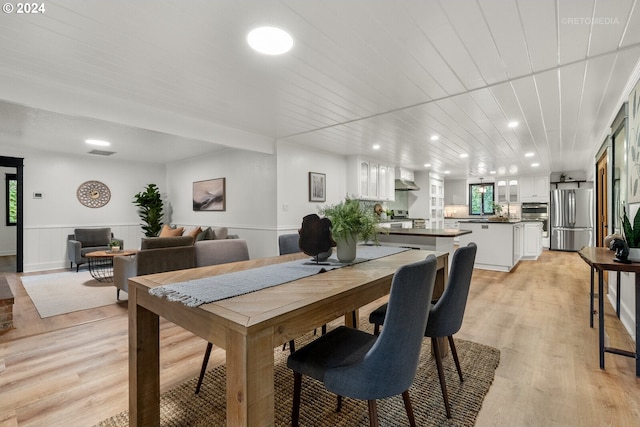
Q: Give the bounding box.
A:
[73,228,112,247]
[195,239,250,267]
[425,242,477,338]
[323,255,438,400]
[278,233,301,255]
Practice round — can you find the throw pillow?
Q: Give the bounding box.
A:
[159,224,184,237]
[195,227,211,242]
[210,227,228,240]
[186,226,202,240]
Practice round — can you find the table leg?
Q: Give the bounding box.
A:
[226,327,274,427]
[590,266,594,328]
[616,271,621,318]
[598,269,605,369]
[129,286,160,427]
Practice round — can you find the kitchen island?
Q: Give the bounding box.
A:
[457,219,542,272]
[378,228,472,267]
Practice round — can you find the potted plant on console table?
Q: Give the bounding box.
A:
[622,206,640,261]
[319,197,381,263]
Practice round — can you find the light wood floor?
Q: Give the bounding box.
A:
[1,250,639,426]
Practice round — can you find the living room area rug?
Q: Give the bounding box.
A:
[95,336,500,426]
[21,270,122,318]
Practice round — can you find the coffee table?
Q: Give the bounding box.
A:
[86,249,138,282]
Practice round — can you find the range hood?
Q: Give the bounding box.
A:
[395,178,420,191]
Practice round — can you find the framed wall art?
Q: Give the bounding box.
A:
[309,172,326,202]
[629,78,640,203]
[193,178,226,211]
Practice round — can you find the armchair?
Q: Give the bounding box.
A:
[67,228,123,272]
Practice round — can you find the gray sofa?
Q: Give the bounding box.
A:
[114,236,249,300]
[67,228,124,272]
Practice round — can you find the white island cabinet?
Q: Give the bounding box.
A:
[458,221,525,272]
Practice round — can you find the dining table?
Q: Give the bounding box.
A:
[128,247,449,427]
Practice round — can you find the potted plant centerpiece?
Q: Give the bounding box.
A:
[319,197,381,262]
[622,206,640,261]
[109,240,121,252]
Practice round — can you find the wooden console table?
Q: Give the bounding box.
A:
[578,246,640,376]
[128,249,448,426]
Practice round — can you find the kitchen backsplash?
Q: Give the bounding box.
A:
[445,203,521,219]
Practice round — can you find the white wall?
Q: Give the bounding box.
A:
[0,167,17,255]
[276,140,347,231]
[166,148,279,260]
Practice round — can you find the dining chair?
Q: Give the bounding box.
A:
[279,233,301,256]
[194,239,250,394]
[368,242,477,418]
[287,255,438,427]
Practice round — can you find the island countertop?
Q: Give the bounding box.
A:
[379,228,472,238]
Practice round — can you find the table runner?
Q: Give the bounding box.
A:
[149,245,409,307]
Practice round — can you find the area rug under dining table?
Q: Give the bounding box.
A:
[95,323,500,427]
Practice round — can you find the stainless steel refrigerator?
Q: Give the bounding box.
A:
[550,188,594,251]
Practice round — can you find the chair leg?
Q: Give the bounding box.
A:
[448,335,464,382]
[373,324,380,336]
[292,372,302,427]
[321,324,327,335]
[116,289,120,300]
[336,395,343,412]
[76,263,79,272]
[432,337,452,418]
[367,400,379,427]
[289,340,296,353]
[402,390,417,427]
[195,342,213,394]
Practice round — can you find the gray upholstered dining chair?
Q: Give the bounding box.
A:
[195,239,250,394]
[368,242,477,419]
[278,233,315,354]
[287,255,438,427]
[278,233,301,255]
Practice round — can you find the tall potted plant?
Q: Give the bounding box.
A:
[622,206,640,261]
[133,184,164,237]
[319,197,381,262]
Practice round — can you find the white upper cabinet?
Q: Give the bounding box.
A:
[444,179,467,205]
[520,176,550,202]
[348,156,395,201]
[496,178,519,203]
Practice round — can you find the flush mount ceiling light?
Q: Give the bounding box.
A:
[372,144,380,150]
[508,121,519,128]
[247,26,293,55]
[85,139,110,147]
[489,170,496,174]
[424,163,431,168]
[430,135,439,141]
[531,163,540,167]
[460,153,468,158]
[525,152,534,157]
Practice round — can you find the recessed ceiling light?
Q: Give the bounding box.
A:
[444,170,451,174]
[247,26,293,55]
[489,170,496,174]
[424,163,431,168]
[460,153,468,158]
[85,139,110,147]
[525,152,534,157]
[531,163,540,167]
[372,144,380,150]
[430,135,439,141]
[508,121,519,128]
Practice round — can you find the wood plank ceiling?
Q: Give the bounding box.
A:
[0,0,639,178]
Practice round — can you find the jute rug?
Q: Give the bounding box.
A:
[21,270,122,318]
[95,330,499,427]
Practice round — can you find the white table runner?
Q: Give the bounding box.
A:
[149,245,409,307]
